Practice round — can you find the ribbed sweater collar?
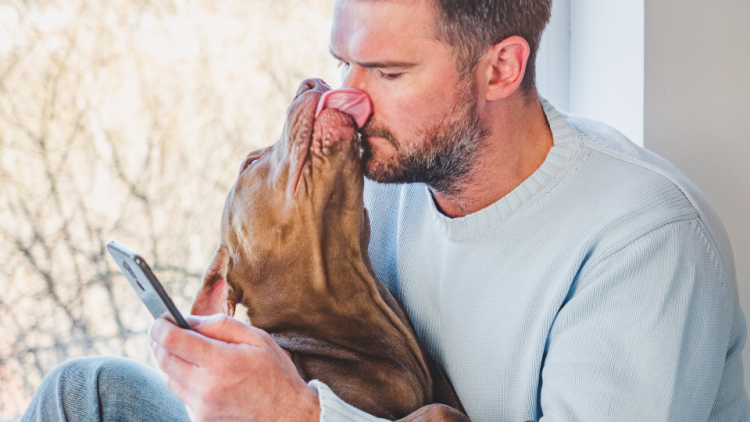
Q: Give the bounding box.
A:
[427,98,583,241]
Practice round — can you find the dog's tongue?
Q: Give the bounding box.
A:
[315,88,372,129]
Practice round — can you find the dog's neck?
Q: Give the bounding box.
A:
[238,233,421,356]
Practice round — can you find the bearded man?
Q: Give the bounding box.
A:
[21,0,749,421]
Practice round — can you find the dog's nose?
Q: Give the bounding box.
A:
[295,78,329,99]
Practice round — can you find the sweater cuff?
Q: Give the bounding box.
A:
[308,380,390,422]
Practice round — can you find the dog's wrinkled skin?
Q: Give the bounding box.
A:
[191,79,469,421]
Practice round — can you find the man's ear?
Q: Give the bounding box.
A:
[191,243,235,316]
[482,35,530,101]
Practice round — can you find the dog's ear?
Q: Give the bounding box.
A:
[191,244,235,316]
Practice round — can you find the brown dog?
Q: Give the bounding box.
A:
[191,79,469,422]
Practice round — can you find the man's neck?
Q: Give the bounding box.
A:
[431,92,554,218]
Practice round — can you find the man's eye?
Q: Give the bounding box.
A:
[378,70,402,81]
[337,61,350,70]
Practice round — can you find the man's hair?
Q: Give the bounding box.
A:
[431,0,553,95]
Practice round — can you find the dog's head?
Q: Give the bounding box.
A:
[192,79,369,319]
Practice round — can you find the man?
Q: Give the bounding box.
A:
[22,0,749,421]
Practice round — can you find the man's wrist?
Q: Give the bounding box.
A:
[297,385,321,422]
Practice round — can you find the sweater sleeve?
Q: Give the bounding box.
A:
[308,380,391,422]
[539,218,747,421]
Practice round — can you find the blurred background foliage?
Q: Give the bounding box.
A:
[0,0,339,417]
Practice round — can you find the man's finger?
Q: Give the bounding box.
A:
[150,317,222,366]
[163,373,196,413]
[151,338,201,388]
[187,314,273,349]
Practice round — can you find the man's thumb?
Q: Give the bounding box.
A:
[186,314,263,347]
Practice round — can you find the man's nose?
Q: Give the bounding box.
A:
[341,65,368,91]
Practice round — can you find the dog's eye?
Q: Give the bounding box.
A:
[239,149,269,175]
[240,148,268,174]
[240,156,259,174]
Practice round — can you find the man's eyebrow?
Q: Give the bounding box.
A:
[329,46,416,69]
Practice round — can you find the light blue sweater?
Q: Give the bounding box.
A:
[309,99,749,421]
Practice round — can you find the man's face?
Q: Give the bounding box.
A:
[330,0,487,194]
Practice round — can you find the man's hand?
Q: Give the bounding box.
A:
[149,313,321,422]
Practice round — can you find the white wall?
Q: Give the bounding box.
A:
[536,0,570,112]
[644,0,750,390]
[537,0,644,146]
[569,0,645,147]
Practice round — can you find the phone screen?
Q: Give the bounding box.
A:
[107,240,191,330]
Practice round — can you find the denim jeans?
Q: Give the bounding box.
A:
[21,356,190,422]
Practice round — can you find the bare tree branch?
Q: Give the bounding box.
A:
[0,0,338,417]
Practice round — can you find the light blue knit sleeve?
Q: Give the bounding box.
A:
[539,218,748,421]
[308,380,390,422]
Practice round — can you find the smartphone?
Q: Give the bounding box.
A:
[106,239,191,330]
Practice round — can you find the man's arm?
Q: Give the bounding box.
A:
[539,218,748,420]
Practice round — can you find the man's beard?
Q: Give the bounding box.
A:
[359,79,488,196]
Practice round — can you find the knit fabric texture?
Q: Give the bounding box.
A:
[309,98,749,422]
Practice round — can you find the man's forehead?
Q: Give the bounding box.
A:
[334,0,431,8]
[330,0,442,60]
